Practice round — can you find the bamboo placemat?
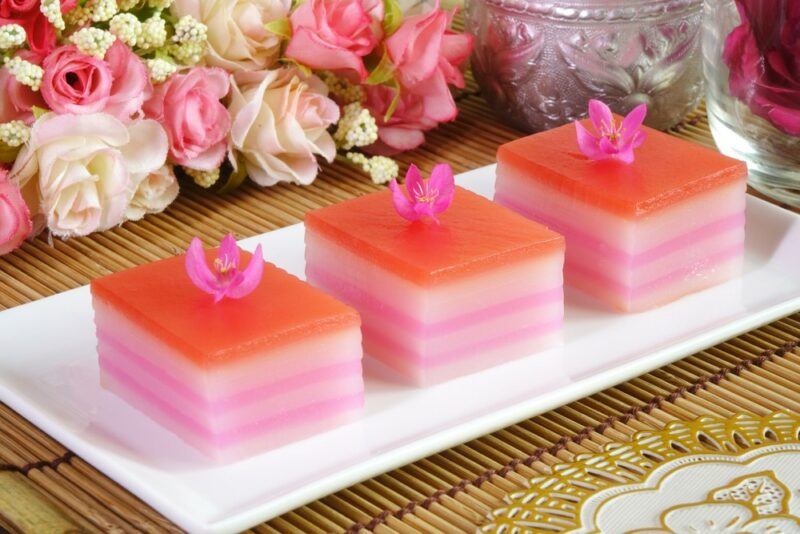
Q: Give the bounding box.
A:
[1,93,799,533]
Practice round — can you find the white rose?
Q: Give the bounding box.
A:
[126,165,179,221]
[11,113,168,237]
[171,0,291,72]
[228,68,340,186]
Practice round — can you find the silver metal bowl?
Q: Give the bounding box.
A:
[465,0,704,132]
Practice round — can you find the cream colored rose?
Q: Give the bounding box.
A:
[171,0,291,72]
[228,68,340,186]
[126,164,179,221]
[11,113,168,237]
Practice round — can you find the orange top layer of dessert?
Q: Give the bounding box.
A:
[91,250,360,366]
[498,118,748,218]
[305,186,565,286]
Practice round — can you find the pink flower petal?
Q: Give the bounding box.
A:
[404,164,424,199]
[185,238,219,295]
[615,146,636,164]
[587,99,613,132]
[218,233,240,270]
[575,121,601,157]
[414,201,438,224]
[225,244,264,299]
[598,136,617,156]
[389,179,418,221]
[428,163,454,214]
[630,130,647,149]
[621,103,647,135]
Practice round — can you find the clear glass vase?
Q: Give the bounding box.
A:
[702,0,800,208]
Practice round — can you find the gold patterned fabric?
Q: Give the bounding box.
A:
[484,412,800,533]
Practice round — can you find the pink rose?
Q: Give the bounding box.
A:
[41,43,150,119]
[724,0,800,135]
[0,51,46,124]
[363,84,436,155]
[102,41,152,120]
[41,45,113,115]
[285,0,383,82]
[4,10,56,57]
[0,167,32,255]
[144,67,231,171]
[0,0,38,17]
[385,5,472,122]
[0,0,75,57]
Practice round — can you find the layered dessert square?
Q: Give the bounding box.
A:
[91,246,363,459]
[305,186,565,385]
[495,120,748,312]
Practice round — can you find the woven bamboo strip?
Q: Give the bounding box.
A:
[0,101,799,532]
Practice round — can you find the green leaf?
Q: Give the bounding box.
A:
[31,106,49,119]
[382,0,402,36]
[0,143,19,163]
[264,17,292,40]
[366,50,395,85]
[384,81,401,122]
[215,154,249,195]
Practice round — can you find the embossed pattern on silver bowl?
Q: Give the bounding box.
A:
[465,0,704,132]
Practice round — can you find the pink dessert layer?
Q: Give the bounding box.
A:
[93,295,364,458]
[495,164,746,312]
[102,365,362,461]
[305,231,564,386]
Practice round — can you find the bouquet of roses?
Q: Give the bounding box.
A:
[0,0,473,256]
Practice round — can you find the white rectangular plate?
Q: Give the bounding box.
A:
[2,165,800,533]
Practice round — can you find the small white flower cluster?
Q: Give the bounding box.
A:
[0,120,31,147]
[69,27,116,58]
[64,4,91,26]
[4,56,43,91]
[320,72,363,104]
[346,152,399,185]
[334,102,378,150]
[90,0,118,22]
[145,58,177,83]
[40,0,65,30]
[184,167,220,189]
[167,15,207,65]
[0,24,26,50]
[109,13,141,46]
[170,41,204,65]
[139,15,167,49]
[173,15,206,44]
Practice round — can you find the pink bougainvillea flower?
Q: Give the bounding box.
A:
[575,100,647,164]
[388,163,454,224]
[185,233,264,302]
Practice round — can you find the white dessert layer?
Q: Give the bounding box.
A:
[495,163,746,253]
[93,297,363,398]
[305,230,563,323]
